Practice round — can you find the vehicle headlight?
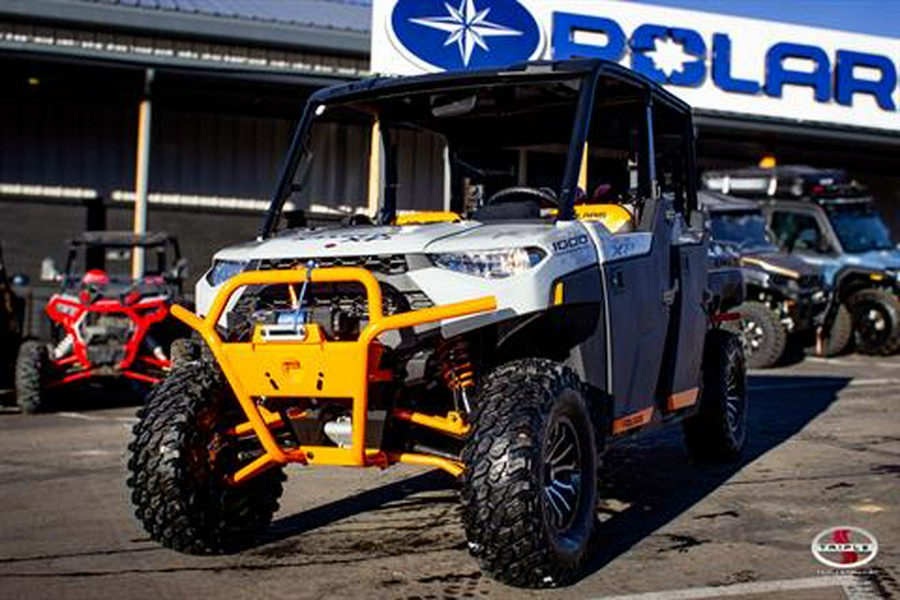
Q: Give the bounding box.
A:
[205,259,249,286]
[429,247,546,279]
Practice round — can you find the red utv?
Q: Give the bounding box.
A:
[15,232,187,413]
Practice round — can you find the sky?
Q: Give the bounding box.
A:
[627,0,899,38]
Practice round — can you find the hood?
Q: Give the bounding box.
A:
[214,223,482,261]
[212,221,570,262]
[840,248,900,272]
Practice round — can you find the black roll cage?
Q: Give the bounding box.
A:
[260,59,695,239]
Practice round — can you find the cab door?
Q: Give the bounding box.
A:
[603,198,673,432]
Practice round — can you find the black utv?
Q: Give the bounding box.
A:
[699,192,841,367]
[703,165,900,355]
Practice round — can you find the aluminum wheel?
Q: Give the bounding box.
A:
[542,415,584,533]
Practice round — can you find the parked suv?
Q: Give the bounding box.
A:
[699,192,840,367]
[703,165,900,355]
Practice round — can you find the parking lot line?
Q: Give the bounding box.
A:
[749,377,900,391]
[57,411,137,424]
[590,574,873,600]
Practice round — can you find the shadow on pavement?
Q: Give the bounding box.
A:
[582,373,851,579]
[264,470,453,543]
[226,374,850,584]
[0,380,144,415]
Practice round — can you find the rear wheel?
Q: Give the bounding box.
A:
[15,340,49,414]
[728,301,786,369]
[683,330,747,463]
[461,359,597,588]
[849,288,900,355]
[127,360,285,554]
[812,303,853,357]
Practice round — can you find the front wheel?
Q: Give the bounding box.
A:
[683,329,748,463]
[849,288,900,356]
[15,340,50,414]
[127,360,285,554]
[461,359,597,588]
[727,301,786,369]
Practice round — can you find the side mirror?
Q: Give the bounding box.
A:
[40,258,61,282]
[10,273,30,287]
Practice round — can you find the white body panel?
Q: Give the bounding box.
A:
[194,219,652,336]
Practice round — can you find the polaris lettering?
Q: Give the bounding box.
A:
[552,12,897,111]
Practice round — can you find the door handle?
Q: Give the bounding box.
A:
[662,279,679,306]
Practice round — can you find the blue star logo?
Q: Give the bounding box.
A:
[409,0,523,67]
[390,0,542,72]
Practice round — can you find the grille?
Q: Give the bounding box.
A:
[256,255,408,275]
[80,313,133,366]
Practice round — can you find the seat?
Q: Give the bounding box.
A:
[575,203,634,233]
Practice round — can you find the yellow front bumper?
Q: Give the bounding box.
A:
[170,267,496,483]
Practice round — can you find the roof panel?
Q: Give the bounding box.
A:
[75,0,373,32]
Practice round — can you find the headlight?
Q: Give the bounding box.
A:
[429,247,546,279]
[205,259,248,286]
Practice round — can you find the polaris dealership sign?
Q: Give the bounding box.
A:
[371,0,900,132]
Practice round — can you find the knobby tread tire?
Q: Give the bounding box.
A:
[849,288,900,356]
[15,340,48,414]
[683,329,748,463]
[815,303,853,357]
[730,301,786,369]
[460,359,597,588]
[127,360,285,555]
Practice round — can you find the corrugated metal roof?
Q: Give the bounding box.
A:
[76,0,373,32]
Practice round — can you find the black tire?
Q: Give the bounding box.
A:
[849,288,900,356]
[168,337,199,366]
[812,303,853,357]
[728,300,787,369]
[683,330,748,463]
[15,340,49,414]
[460,359,597,588]
[127,360,285,554]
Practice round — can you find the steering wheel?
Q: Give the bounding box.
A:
[486,186,559,209]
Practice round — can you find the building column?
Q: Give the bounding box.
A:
[132,68,154,279]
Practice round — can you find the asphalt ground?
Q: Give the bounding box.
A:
[0,353,897,600]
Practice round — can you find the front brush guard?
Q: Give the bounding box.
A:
[170,267,496,483]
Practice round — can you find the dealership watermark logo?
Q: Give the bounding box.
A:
[389,0,543,71]
[811,527,878,569]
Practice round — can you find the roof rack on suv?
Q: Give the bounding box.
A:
[702,165,868,203]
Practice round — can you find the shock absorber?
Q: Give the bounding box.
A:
[436,337,475,414]
[53,334,74,360]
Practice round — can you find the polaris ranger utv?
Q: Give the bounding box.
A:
[16,232,187,413]
[699,192,840,367]
[704,165,900,355]
[128,60,746,587]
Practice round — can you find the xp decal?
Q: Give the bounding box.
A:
[388,0,543,71]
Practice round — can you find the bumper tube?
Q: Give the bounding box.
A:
[170,267,496,482]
